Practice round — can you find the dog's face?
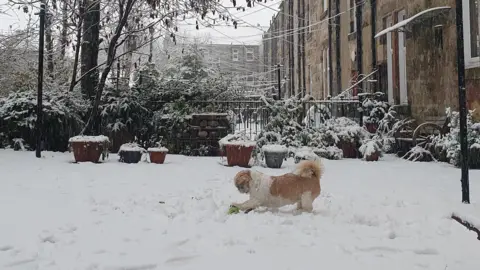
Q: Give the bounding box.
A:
[234,170,252,194]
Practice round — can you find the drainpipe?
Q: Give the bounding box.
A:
[356,0,363,93]
[302,0,307,99]
[371,0,377,93]
[328,0,333,97]
[335,0,341,96]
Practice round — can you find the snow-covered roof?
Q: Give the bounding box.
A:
[375,6,451,39]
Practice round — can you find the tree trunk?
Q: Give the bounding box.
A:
[81,0,137,135]
[69,0,85,93]
[45,7,54,77]
[81,0,100,100]
[60,0,68,59]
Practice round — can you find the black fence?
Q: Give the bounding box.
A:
[178,99,361,139]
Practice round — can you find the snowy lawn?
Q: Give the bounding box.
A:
[0,150,479,270]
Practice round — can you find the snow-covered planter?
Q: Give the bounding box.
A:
[294,147,319,164]
[118,143,146,164]
[402,146,435,162]
[219,133,256,167]
[69,135,110,163]
[262,144,288,168]
[313,146,343,160]
[13,138,28,151]
[147,147,168,164]
[359,140,382,162]
[470,143,480,169]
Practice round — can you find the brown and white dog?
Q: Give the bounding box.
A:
[231,159,323,212]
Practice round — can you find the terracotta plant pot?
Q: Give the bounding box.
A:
[225,144,255,167]
[365,152,380,161]
[148,147,168,164]
[339,141,358,158]
[69,135,110,163]
[365,123,378,133]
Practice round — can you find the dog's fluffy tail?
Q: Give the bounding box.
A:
[292,159,324,180]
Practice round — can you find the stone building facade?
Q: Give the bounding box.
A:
[263,0,480,122]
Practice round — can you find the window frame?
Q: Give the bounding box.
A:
[232,48,240,61]
[246,48,254,62]
[463,0,480,69]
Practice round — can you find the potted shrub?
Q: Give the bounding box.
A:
[118,142,146,164]
[219,133,256,167]
[68,135,110,163]
[148,147,169,164]
[359,140,382,161]
[262,144,288,168]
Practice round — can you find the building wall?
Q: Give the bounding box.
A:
[263,0,480,123]
[375,0,480,122]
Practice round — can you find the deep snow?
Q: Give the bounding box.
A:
[0,150,479,270]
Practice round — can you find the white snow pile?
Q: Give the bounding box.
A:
[147,147,169,153]
[1,150,480,269]
[403,146,436,162]
[219,133,256,148]
[261,144,288,153]
[119,143,146,153]
[68,135,110,143]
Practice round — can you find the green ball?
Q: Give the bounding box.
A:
[228,205,240,215]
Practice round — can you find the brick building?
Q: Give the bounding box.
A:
[263,0,480,122]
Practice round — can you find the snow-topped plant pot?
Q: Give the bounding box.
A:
[118,143,146,164]
[359,140,382,162]
[219,133,256,167]
[469,144,480,169]
[338,140,358,158]
[224,143,256,167]
[262,144,287,168]
[148,147,168,164]
[69,135,110,163]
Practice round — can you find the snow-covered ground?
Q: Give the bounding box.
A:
[0,149,479,270]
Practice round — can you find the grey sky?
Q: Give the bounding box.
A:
[0,0,280,45]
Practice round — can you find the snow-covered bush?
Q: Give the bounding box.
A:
[255,97,304,151]
[403,146,435,162]
[361,93,389,128]
[359,140,382,161]
[0,90,86,151]
[313,146,343,160]
[430,108,480,168]
[100,87,150,145]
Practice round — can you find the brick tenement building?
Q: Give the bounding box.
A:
[263,0,480,122]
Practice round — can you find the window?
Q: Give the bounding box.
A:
[349,0,356,33]
[232,48,239,61]
[463,0,480,68]
[246,48,254,61]
[323,0,328,12]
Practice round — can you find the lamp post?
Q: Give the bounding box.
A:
[35,3,46,158]
[455,0,470,203]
